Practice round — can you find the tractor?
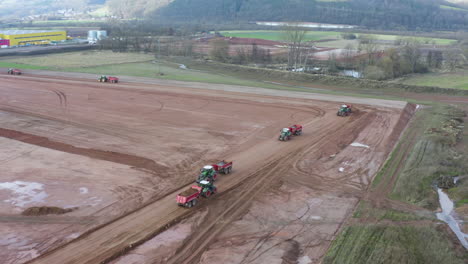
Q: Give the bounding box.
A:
[197,165,217,183]
[98,75,119,83]
[176,180,217,208]
[337,104,352,117]
[7,68,22,75]
[279,127,292,141]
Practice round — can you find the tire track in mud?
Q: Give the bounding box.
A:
[167,113,370,264]
[290,110,376,192]
[25,104,338,264]
[0,127,168,173]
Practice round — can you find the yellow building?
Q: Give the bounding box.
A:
[0,30,66,46]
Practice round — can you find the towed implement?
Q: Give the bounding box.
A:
[7,68,22,75]
[279,125,302,141]
[176,180,217,208]
[196,160,233,183]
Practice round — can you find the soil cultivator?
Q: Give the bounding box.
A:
[337,104,352,117]
[279,125,302,141]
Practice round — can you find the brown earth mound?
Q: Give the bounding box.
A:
[22,206,76,216]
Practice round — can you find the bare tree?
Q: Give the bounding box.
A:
[401,39,422,73]
[210,39,229,62]
[358,35,379,65]
[445,48,466,71]
[282,24,308,69]
[341,43,355,68]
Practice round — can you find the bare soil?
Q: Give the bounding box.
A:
[0,72,410,264]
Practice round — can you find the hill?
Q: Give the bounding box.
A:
[152,0,468,30]
[0,0,106,19]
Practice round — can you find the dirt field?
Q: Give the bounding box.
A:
[0,72,411,264]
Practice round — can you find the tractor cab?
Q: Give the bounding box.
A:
[337,104,352,116]
[197,165,216,183]
[198,180,216,196]
[98,75,108,82]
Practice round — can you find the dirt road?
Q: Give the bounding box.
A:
[0,73,408,263]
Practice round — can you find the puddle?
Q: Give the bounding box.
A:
[435,188,468,249]
[79,187,89,194]
[0,181,48,207]
[350,142,370,148]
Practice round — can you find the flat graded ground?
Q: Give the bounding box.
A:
[0,72,410,264]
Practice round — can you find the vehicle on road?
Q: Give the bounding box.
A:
[176,180,217,208]
[7,68,22,75]
[98,75,119,83]
[337,104,352,116]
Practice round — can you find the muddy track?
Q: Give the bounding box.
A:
[0,73,412,264]
[25,110,347,264]
[0,127,168,173]
[167,112,371,263]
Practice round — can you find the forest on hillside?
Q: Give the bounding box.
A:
[152,0,468,30]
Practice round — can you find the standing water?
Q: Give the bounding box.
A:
[436,188,468,249]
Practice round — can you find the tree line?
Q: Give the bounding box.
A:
[151,0,468,31]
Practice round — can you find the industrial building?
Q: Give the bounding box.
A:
[0,30,66,47]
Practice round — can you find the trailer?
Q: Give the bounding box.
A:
[98,75,119,83]
[7,68,22,75]
[279,125,302,141]
[176,180,217,208]
[212,160,233,174]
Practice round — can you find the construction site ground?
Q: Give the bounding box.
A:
[0,72,411,264]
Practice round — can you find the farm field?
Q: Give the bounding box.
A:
[220,30,457,45]
[398,70,468,90]
[0,51,288,89]
[0,71,410,264]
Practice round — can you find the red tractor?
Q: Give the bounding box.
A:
[98,75,119,83]
[7,68,22,75]
[176,180,217,208]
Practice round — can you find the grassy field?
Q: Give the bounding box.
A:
[324,225,465,264]
[353,201,431,221]
[67,61,288,89]
[220,30,457,45]
[2,51,154,69]
[386,105,466,209]
[0,61,48,70]
[325,104,468,263]
[399,71,468,90]
[220,30,341,42]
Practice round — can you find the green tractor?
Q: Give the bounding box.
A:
[198,180,217,197]
[279,127,292,141]
[197,165,217,183]
[98,75,108,82]
[337,104,352,117]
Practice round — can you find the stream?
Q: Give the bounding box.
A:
[435,188,468,249]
